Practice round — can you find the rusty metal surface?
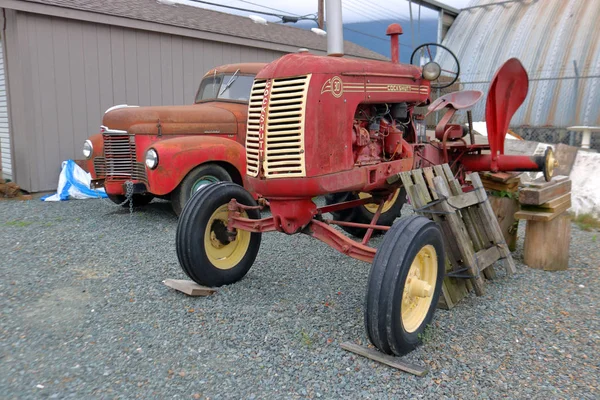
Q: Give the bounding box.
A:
[203,63,267,78]
[438,0,600,128]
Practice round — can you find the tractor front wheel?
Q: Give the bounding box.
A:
[176,182,261,287]
[365,215,444,356]
[324,188,406,237]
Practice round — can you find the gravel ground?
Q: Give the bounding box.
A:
[1,196,598,399]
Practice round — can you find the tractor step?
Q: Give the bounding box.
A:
[399,164,516,310]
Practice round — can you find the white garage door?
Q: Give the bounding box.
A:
[0,39,11,181]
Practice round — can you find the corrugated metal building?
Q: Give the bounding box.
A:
[439,0,600,134]
[0,0,385,192]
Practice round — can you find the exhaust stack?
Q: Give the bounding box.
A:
[326,0,344,57]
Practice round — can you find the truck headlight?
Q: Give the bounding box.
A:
[422,62,442,81]
[145,148,159,169]
[83,140,93,159]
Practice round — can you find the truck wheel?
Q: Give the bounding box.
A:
[107,193,154,207]
[324,188,405,237]
[176,182,261,287]
[365,215,444,356]
[171,164,232,216]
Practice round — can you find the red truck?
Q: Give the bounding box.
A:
[83,63,266,215]
[83,62,405,223]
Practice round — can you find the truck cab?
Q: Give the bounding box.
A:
[83,63,266,215]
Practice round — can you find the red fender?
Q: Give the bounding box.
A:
[147,136,246,195]
[485,58,529,162]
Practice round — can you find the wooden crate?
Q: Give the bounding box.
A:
[397,164,516,309]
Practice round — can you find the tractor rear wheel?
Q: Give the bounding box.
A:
[176,182,261,287]
[324,188,406,237]
[365,215,444,356]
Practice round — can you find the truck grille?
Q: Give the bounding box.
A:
[245,75,311,179]
[100,129,148,183]
[245,79,266,177]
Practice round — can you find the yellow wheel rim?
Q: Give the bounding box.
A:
[358,189,400,214]
[401,244,438,333]
[204,205,251,270]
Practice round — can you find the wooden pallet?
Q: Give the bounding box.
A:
[398,164,516,309]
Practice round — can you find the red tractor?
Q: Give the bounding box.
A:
[175,11,556,355]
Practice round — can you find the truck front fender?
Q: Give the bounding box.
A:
[147,136,247,195]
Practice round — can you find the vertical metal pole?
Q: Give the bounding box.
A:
[570,60,579,146]
[437,10,444,44]
[318,0,324,29]
[326,0,343,57]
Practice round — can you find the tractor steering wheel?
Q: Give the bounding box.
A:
[410,43,460,90]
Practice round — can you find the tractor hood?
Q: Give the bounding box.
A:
[101,103,238,135]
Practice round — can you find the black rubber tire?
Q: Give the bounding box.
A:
[365,215,445,356]
[107,193,154,207]
[176,181,261,287]
[324,188,406,237]
[171,164,232,216]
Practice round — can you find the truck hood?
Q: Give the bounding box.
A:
[101,103,238,135]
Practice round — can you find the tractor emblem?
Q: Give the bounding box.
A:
[321,76,344,97]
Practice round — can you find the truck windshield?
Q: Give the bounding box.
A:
[195,73,255,103]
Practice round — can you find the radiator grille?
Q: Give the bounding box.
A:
[264,75,310,178]
[101,130,148,183]
[245,79,266,177]
[93,157,106,178]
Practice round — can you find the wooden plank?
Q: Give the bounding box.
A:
[522,175,568,189]
[481,180,519,193]
[440,165,490,277]
[523,215,571,271]
[515,199,571,221]
[411,170,432,203]
[433,176,486,295]
[519,179,571,205]
[479,171,520,184]
[469,173,517,275]
[422,167,438,200]
[163,279,217,296]
[522,198,571,214]
[474,246,502,271]
[340,342,428,377]
[399,171,414,195]
[537,193,571,209]
[0,194,33,201]
[489,196,520,251]
[447,191,480,209]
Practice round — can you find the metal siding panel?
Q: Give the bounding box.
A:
[442,0,600,128]
[192,39,205,92]
[67,21,89,158]
[0,39,11,180]
[82,23,101,129]
[171,35,184,105]
[34,16,60,188]
[96,24,114,115]
[123,30,139,105]
[182,38,196,103]
[160,34,173,105]
[148,32,162,106]
[110,26,126,105]
[135,30,151,107]
[52,18,76,165]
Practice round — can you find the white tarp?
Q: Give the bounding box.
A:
[569,151,600,218]
[41,160,107,201]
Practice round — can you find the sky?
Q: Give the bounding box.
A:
[178,0,475,24]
